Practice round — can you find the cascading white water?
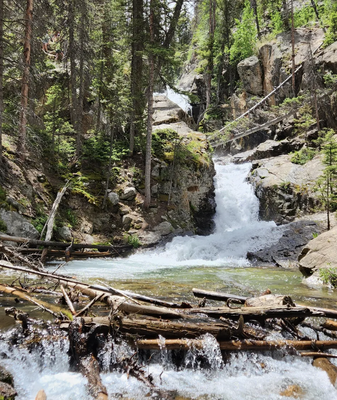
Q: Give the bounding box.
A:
[58,161,284,280]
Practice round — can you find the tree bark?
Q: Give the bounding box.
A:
[17,0,33,159]
[0,0,3,163]
[144,0,155,209]
[129,0,144,155]
[192,288,247,303]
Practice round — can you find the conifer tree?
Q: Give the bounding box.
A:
[316,129,337,230]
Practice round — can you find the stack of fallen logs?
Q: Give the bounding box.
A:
[2,261,337,399]
[0,234,133,263]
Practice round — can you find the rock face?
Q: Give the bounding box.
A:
[249,154,323,224]
[237,56,263,96]
[0,209,39,239]
[248,220,322,268]
[298,225,337,281]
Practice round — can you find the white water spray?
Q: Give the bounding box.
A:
[60,161,283,280]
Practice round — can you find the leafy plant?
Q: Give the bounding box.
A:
[320,267,337,287]
[124,233,140,248]
[31,215,48,233]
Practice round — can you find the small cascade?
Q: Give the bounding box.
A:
[60,161,283,280]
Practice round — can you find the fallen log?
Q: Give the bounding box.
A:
[90,284,188,308]
[313,357,337,385]
[186,305,323,321]
[136,338,337,352]
[0,283,71,319]
[323,320,337,331]
[81,316,233,340]
[245,294,295,308]
[192,288,247,303]
[300,352,337,359]
[0,234,132,254]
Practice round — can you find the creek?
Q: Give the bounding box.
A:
[1,160,337,399]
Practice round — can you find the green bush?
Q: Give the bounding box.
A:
[291,147,315,165]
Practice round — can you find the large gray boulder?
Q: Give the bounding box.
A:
[316,41,337,75]
[298,225,337,285]
[0,210,39,239]
[250,154,324,224]
[248,220,322,268]
[237,56,263,96]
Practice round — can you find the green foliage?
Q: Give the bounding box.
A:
[323,71,337,86]
[65,209,78,227]
[82,136,129,164]
[0,186,6,202]
[0,218,7,232]
[124,233,140,248]
[324,10,337,47]
[68,174,98,206]
[31,215,48,234]
[271,10,284,36]
[230,0,257,64]
[293,104,316,136]
[291,147,316,165]
[320,267,337,287]
[152,129,179,158]
[315,129,337,221]
[293,5,316,28]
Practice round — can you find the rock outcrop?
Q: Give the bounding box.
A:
[298,225,337,284]
[0,209,39,239]
[249,154,323,224]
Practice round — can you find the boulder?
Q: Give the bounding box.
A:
[250,154,324,224]
[153,221,174,236]
[316,41,337,75]
[120,187,137,201]
[0,366,14,386]
[248,220,322,268]
[0,210,39,239]
[57,226,72,241]
[237,56,263,96]
[0,381,16,400]
[298,225,337,281]
[108,192,119,206]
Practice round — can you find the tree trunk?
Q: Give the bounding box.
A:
[144,0,155,209]
[69,0,78,146]
[17,0,33,159]
[291,0,296,94]
[0,0,3,163]
[205,0,216,110]
[129,0,144,155]
[250,0,260,37]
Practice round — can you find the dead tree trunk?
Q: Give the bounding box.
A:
[17,0,33,159]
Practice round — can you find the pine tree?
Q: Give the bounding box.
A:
[316,129,337,230]
[230,0,257,64]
